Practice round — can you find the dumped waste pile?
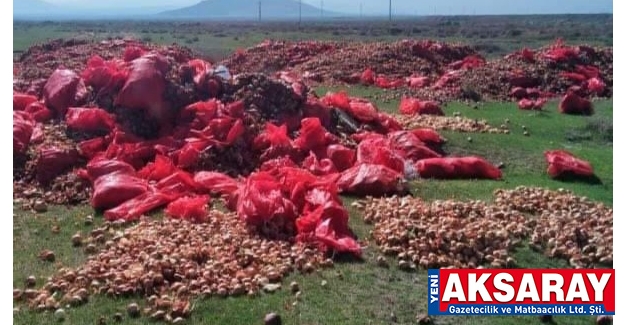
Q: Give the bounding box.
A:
[221,39,612,103]
[460,40,612,100]
[12,38,612,320]
[221,39,476,83]
[14,38,200,97]
[15,212,332,318]
[358,187,612,270]
[13,38,504,259]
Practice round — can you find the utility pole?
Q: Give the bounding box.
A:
[320,0,323,18]
[258,1,261,22]
[389,0,392,22]
[299,0,302,26]
[359,2,363,19]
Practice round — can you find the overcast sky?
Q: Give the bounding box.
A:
[42,0,613,14]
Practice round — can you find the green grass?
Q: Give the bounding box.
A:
[13,95,612,324]
[318,85,612,205]
[415,100,612,204]
[14,15,612,59]
[10,204,589,325]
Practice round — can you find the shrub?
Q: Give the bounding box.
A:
[587,117,613,142]
[565,116,612,143]
[389,28,403,35]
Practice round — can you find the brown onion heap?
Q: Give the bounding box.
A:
[495,187,613,268]
[16,210,332,320]
[394,114,508,134]
[361,186,612,270]
[360,196,528,269]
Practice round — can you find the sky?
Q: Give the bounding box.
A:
[41,0,613,15]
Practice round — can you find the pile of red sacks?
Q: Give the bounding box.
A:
[399,97,444,116]
[506,40,609,110]
[558,92,594,116]
[221,39,611,104]
[14,44,504,257]
[359,68,407,89]
[517,98,547,111]
[544,150,596,180]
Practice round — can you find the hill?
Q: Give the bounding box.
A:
[159,0,339,19]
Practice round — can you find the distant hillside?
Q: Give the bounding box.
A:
[14,0,62,17]
[159,0,340,19]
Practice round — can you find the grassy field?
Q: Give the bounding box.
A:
[13,95,612,325]
[13,15,612,325]
[318,85,613,204]
[14,14,612,60]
